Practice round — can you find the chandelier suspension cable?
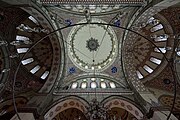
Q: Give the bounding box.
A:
[89,24,92,38]
[84,7,95,66]
[166,34,180,120]
[92,48,96,99]
[12,22,177,120]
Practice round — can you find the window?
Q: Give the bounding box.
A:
[89,5,96,10]
[100,82,107,88]
[41,71,49,79]
[147,17,159,25]
[28,16,39,25]
[91,82,97,88]
[91,78,96,81]
[150,24,163,32]
[30,65,41,74]
[147,17,155,24]
[150,57,161,65]
[154,47,166,53]
[17,48,29,53]
[83,79,87,82]
[64,5,71,9]
[177,51,180,56]
[136,70,144,79]
[21,58,34,65]
[76,5,83,10]
[16,35,29,41]
[71,82,78,89]
[81,82,87,89]
[101,5,109,10]
[143,65,153,73]
[154,34,168,42]
[109,82,116,88]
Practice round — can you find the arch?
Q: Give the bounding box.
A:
[20,6,65,93]
[44,96,89,120]
[102,96,144,119]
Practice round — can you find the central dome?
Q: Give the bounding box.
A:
[67,18,118,72]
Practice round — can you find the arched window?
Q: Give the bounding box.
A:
[109,82,116,88]
[16,35,29,41]
[100,82,107,88]
[81,82,87,89]
[143,65,153,73]
[91,82,97,88]
[41,71,49,79]
[30,65,41,74]
[28,16,39,25]
[21,58,34,65]
[154,47,166,53]
[150,24,163,32]
[71,82,78,89]
[150,57,161,65]
[17,48,29,53]
[136,70,144,79]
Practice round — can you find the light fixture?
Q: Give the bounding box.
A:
[16,24,49,33]
[16,24,34,32]
[9,53,19,58]
[10,40,32,46]
[86,98,122,120]
[86,98,109,120]
[0,41,8,46]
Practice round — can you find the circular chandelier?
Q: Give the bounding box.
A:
[86,99,122,120]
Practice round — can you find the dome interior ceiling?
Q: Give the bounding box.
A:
[0,1,180,120]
